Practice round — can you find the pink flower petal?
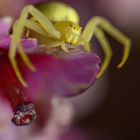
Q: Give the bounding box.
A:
[0,17,100,125]
[0,36,38,52]
[24,50,100,97]
[0,48,100,100]
[0,17,12,39]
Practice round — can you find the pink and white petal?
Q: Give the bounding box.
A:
[0,17,12,39]
[0,47,100,102]
[23,49,101,97]
[0,36,38,53]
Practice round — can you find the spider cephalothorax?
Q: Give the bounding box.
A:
[9,2,131,87]
[54,21,82,44]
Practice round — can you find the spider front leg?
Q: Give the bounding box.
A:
[82,16,131,78]
[44,39,69,52]
[76,37,91,52]
[9,5,61,87]
[9,10,36,87]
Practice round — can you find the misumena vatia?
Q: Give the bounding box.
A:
[9,2,131,87]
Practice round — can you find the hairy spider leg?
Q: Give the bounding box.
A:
[82,16,131,78]
[95,28,113,77]
[9,5,61,87]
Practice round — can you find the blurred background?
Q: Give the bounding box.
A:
[0,0,139,140]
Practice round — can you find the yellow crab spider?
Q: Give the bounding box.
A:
[8,2,131,87]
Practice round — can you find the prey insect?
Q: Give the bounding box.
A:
[12,102,37,126]
[9,2,131,87]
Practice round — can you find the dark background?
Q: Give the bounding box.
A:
[73,1,140,139]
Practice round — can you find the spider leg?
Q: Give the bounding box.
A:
[78,31,112,78]
[95,28,113,78]
[47,39,68,52]
[25,19,69,52]
[9,12,33,87]
[23,5,61,38]
[82,16,131,69]
[24,19,51,37]
[61,43,69,53]
[9,5,61,87]
[76,37,91,52]
[82,17,101,42]
[45,40,69,52]
[18,19,56,71]
[97,17,131,68]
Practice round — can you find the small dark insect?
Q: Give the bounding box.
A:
[12,102,37,126]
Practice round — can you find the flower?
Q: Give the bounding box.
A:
[0,96,89,140]
[0,16,100,126]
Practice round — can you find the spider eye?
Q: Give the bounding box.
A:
[69,23,73,27]
[69,23,76,30]
[73,27,76,30]
[68,22,81,32]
